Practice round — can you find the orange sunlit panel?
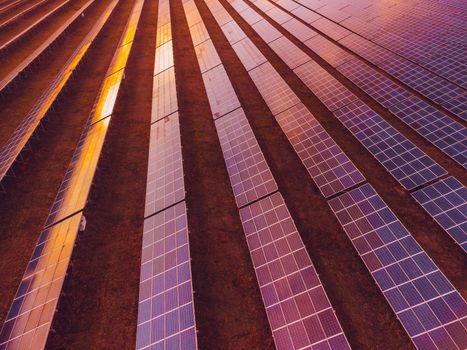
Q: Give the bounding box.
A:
[156,22,172,47]
[107,42,131,76]
[91,70,124,124]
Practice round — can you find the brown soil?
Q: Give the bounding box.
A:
[0,0,44,24]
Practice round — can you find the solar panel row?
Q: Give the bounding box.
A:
[187,1,351,348]
[0,1,145,349]
[136,0,198,348]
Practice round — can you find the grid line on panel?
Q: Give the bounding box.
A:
[304,34,353,68]
[202,65,241,119]
[221,20,247,44]
[337,56,411,108]
[249,62,301,115]
[154,40,174,75]
[145,113,185,218]
[152,67,178,124]
[333,100,447,190]
[389,97,467,168]
[309,17,352,41]
[328,184,467,350]
[215,108,278,207]
[231,38,267,71]
[275,103,365,197]
[136,203,197,350]
[239,192,350,350]
[269,36,311,70]
[294,60,358,112]
[194,39,222,73]
[282,18,318,42]
[252,19,283,43]
[412,177,467,252]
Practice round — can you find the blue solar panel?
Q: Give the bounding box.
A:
[389,97,467,167]
[333,100,447,190]
[412,177,467,252]
[328,184,467,350]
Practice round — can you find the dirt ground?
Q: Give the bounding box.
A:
[0,0,465,349]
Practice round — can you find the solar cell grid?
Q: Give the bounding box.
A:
[136,203,197,350]
[303,34,353,68]
[154,41,174,74]
[238,7,263,25]
[151,67,178,123]
[269,36,311,69]
[231,38,268,71]
[339,16,380,39]
[328,184,467,350]
[0,214,82,350]
[310,17,352,40]
[282,18,318,42]
[194,39,222,73]
[441,93,467,122]
[315,4,351,22]
[276,103,365,197]
[253,0,275,13]
[251,19,283,43]
[145,113,185,217]
[189,21,210,46]
[291,5,322,24]
[221,20,247,44]
[239,193,350,350]
[337,57,411,108]
[275,0,300,12]
[333,101,447,190]
[294,61,358,112]
[389,97,467,167]
[202,64,242,119]
[156,22,172,47]
[215,108,278,207]
[339,33,396,65]
[249,62,301,115]
[229,0,249,12]
[412,177,467,252]
[266,5,294,24]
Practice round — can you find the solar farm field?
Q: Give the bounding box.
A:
[0,0,465,349]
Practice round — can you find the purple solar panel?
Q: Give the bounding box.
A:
[215,108,278,207]
[441,93,467,122]
[337,57,411,108]
[202,64,241,119]
[275,103,365,197]
[145,113,185,217]
[412,177,467,252]
[333,100,447,190]
[294,61,358,112]
[339,33,396,65]
[328,184,467,350]
[269,36,311,69]
[136,202,198,350]
[239,193,350,350]
[249,62,301,115]
[310,17,351,41]
[389,97,467,167]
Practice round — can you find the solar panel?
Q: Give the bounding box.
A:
[337,56,411,108]
[154,41,174,75]
[276,103,365,197]
[136,203,197,350]
[184,0,203,27]
[389,97,467,167]
[151,67,178,123]
[339,34,397,65]
[328,184,467,350]
[441,93,467,122]
[282,18,318,42]
[269,36,311,69]
[194,39,222,73]
[238,7,263,25]
[266,6,294,24]
[145,113,185,217]
[0,213,82,350]
[294,61,358,112]
[215,108,278,207]
[304,34,353,68]
[412,177,467,252]
[229,0,249,12]
[251,19,283,43]
[156,22,172,47]
[333,100,447,190]
[253,0,275,13]
[339,16,380,39]
[231,38,267,71]
[249,62,301,115]
[239,193,351,350]
[291,6,321,24]
[221,20,247,44]
[274,0,300,12]
[310,17,351,40]
[202,64,242,119]
[315,4,351,23]
[189,21,210,46]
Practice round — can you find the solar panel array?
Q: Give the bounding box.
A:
[328,184,467,350]
[185,1,352,348]
[0,0,118,188]
[0,1,145,349]
[412,177,467,252]
[136,0,198,348]
[204,1,467,349]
